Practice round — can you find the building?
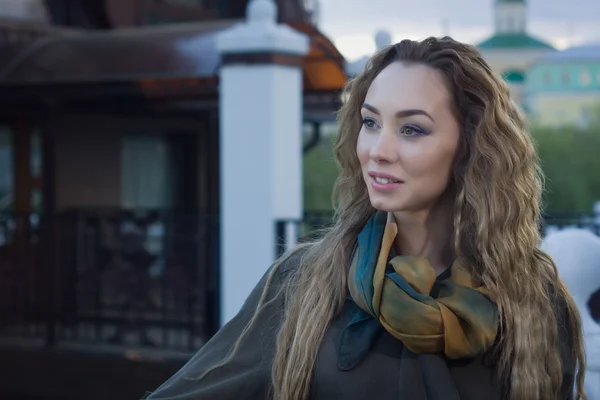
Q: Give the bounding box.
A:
[344,1,557,105]
[474,1,600,127]
[0,1,346,399]
[524,44,600,127]
[476,1,600,127]
[477,0,554,102]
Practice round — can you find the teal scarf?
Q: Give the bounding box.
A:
[347,211,499,359]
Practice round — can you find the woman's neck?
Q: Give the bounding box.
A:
[392,200,454,275]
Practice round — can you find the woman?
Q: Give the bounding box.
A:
[143,37,586,400]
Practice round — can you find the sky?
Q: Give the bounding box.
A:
[315,0,600,61]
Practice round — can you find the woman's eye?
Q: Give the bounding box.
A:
[361,118,378,130]
[400,125,426,137]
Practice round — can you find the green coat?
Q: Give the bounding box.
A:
[143,252,576,400]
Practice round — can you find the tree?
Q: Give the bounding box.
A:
[303,135,338,211]
[534,110,600,213]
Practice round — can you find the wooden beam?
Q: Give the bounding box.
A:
[144,2,218,22]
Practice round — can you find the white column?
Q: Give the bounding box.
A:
[216,0,309,325]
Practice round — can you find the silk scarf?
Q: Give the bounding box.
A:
[347,211,499,359]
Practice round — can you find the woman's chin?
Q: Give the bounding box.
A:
[369,198,404,213]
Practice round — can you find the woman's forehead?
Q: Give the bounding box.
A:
[364,62,453,117]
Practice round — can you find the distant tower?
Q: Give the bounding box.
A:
[441,19,450,37]
[477,0,554,105]
[494,0,527,34]
[374,29,392,50]
[345,29,393,77]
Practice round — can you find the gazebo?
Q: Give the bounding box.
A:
[0,1,347,399]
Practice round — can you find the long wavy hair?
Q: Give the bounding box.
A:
[211,37,587,400]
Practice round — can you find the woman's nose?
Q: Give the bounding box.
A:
[369,130,398,163]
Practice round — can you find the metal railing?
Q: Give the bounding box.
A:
[0,209,220,351]
[542,212,600,236]
[2,208,597,351]
[0,211,45,339]
[275,211,334,257]
[275,210,600,258]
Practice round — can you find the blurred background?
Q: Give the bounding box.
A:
[0,0,598,399]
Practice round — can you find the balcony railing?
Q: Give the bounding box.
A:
[541,212,600,236]
[275,211,334,257]
[0,209,220,352]
[1,208,597,353]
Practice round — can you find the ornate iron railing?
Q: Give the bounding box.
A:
[0,209,220,351]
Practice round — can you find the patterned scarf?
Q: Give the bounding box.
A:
[347,211,499,359]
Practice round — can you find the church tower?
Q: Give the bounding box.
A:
[477,0,554,104]
[494,0,527,35]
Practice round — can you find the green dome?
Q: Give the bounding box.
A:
[477,33,554,50]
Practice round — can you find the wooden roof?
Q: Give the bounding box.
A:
[0,19,347,102]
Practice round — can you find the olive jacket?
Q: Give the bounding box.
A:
[143,252,576,400]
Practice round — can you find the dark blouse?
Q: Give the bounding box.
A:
[142,252,576,400]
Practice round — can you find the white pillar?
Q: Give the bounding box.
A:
[216,0,309,325]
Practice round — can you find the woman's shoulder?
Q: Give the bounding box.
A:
[275,243,312,280]
[140,248,312,400]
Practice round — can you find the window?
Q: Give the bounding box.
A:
[561,72,570,85]
[516,16,525,32]
[578,107,591,127]
[580,70,591,86]
[543,72,552,85]
[0,126,43,214]
[121,136,171,209]
[30,130,43,212]
[0,127,13,247]
[506,17,514,32]
[0,127,13,212]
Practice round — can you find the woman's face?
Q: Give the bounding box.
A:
[356,61,461,214]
